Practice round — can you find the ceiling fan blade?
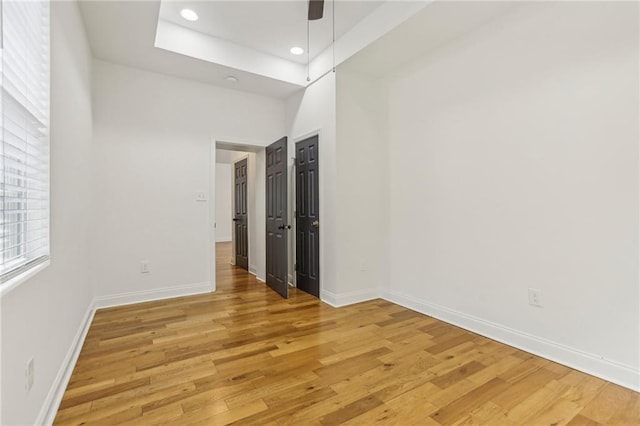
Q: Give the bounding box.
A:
[308,0,324,21]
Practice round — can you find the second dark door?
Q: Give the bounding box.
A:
[233,158,248,270]
[295,135,320,298]
[265,137,289,298]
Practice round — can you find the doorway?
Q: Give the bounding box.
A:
[212,143,265,292]
[295,135,320,298]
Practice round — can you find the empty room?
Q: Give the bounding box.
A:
[0,0,638,425]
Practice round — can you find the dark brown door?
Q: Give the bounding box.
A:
[295,135,320,297]
[266,137,289,298]
[233,158,248,270]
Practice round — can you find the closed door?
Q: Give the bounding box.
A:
[266,137,289,298]
[233,158,248,270]
[295,135,320,298]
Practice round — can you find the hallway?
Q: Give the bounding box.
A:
[53,244,639,425]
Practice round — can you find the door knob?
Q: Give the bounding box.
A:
[312,220,320,228]
[232,218,239,222]
[278,224,291,230]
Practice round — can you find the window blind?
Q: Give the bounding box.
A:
[0,0,50,283]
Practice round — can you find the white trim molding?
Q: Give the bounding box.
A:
[249,270,266,283]
[321,288,379,308]
[0,260,51,298]
[37,299,96,425]
[94,282,213,309]
[382,290,640,392]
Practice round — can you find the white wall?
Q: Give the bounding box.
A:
[216,149,246,165]
[285,69,387,306]
[215,163,233,242]
[1,2,94,424]
[335,67,389,302]
[245,151,267,278]
[91,60,285,304]
[285,73,339,302]
[384,2,639,389]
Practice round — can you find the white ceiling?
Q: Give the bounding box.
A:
[342,1,521,77]
[78,1,520,99]
[79,0,399,98]
[159,1,384,65]
[79,1,304,98]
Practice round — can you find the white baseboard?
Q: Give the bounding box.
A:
[382,290,640,392]
[321,288,379,308]
[94,281,213,309]
[36,299,96,426]
[249,265,257,275]
[248,269,266,283]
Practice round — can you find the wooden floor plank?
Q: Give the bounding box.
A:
[53,242,640,425]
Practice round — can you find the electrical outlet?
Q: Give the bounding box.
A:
[360,260,366,272]
[528,288,542,307]
[25,358,34,392]
[195,191,207,202]
[140,261,150,274]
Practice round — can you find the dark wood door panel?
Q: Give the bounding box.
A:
[295,135,320,298]
[266,137,288,299]
[234,158,248,270]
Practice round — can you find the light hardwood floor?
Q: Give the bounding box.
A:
[54,242,639,425]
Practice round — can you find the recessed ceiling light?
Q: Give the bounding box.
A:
[290,47,304,56]
[180,9,198,22]
[225,76,238,83]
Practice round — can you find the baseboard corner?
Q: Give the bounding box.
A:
[321,288,379,308]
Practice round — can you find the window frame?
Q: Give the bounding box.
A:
[0,0,51,294]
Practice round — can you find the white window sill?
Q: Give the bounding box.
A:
[0,260,51,298]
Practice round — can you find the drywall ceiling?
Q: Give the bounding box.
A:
[79,0,428,98]
[79,1,303,98]
[159,1,384,65]
[342,1,521,77]
[78,1,525,98]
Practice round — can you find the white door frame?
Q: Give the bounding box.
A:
[209,137,269,291]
